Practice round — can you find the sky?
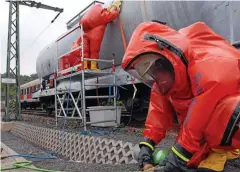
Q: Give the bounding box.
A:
[0,0,98,75]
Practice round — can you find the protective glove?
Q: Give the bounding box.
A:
[138,139,155,170]
[159,143,193,172]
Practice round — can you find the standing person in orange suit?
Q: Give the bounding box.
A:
[70,0,121,70]
[121,21,240,171]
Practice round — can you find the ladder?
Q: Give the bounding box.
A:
[55,89,82,120]
[54,24,117,131]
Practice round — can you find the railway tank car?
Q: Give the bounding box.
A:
[35,1,240,117]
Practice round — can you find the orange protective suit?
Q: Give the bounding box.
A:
[71,34,89,60]
[69,25,106,67]
[60,3,120,71]
[80,4,119,32]
[121,21,240,167]
[59,34,89,72]
[84,25,106,59]
[79,4,119,60]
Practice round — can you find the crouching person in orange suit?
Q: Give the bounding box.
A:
[121,20,240,171]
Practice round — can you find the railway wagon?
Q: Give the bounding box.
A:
[29,1,240,118]
[20,79,41,109]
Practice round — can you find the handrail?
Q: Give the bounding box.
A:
[57,63,81,75]
[83,58,113,63]
[57,45,82,59]
[56,25,80,42]
[85,95,115,99]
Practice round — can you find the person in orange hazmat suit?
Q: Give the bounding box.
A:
[70,1,121,70]
[121,20,240,172]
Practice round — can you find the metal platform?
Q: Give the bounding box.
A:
[57,68,114,81]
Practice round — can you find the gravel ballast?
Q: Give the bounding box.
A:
[1,131,138,172]
[2,118,240,172]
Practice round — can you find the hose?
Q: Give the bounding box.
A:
[6,154,57,159]
[0,161,60,172]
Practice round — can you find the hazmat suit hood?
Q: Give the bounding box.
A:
[121,21,193,97]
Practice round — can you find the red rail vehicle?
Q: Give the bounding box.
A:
[20,79,41,110]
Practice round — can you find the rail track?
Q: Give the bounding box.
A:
[21,109,50,116]
[21,108,145,128]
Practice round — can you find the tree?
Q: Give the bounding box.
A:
[1,73,39,99]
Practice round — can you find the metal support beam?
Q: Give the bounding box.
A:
[4,1,21,121]
[18,1,63,12]
[3,0,63,121]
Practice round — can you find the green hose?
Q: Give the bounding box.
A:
[0,161,61,172]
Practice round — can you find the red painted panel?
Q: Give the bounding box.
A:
[20,95,24,100]
[27,94,32,99]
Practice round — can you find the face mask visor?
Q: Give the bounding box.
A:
[126,69,155,88]
[125,54,175,94]
[125,54,160,88]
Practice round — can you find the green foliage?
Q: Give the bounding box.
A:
[106,100,123,106]
[1,73,39,99]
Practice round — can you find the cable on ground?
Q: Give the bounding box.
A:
[6,154,56,159]
[0,161,60,172]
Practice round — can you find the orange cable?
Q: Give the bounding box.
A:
[118,16,127,51]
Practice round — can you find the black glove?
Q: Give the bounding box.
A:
[159,143,193,172]
[138,138,155,170]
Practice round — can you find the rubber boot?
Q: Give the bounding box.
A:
[90,61,100,70]
[198,149,228,172]
[84,61,88,69]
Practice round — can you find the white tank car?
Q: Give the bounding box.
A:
[34,1,240,117]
